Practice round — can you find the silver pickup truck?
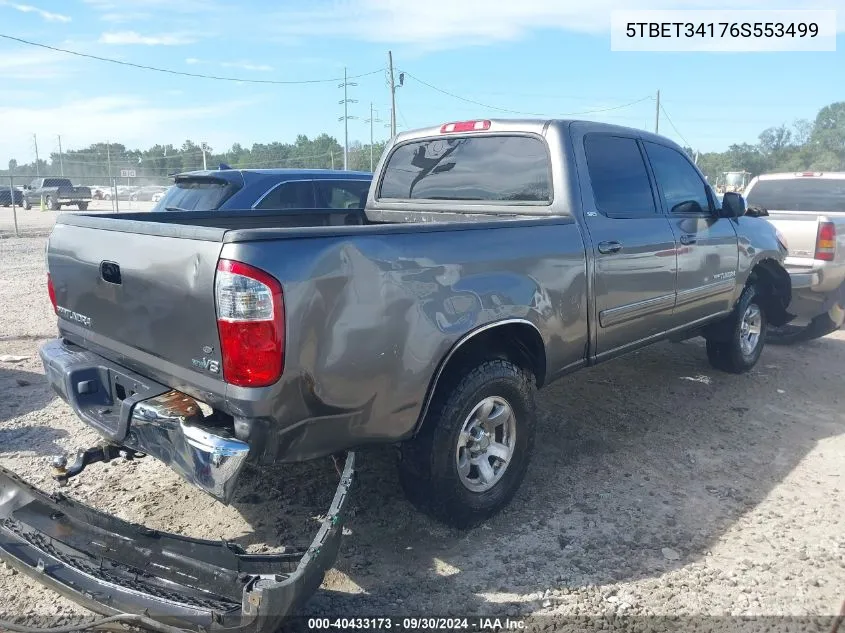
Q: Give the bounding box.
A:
[744,172,845,343]
[1,119,792,631]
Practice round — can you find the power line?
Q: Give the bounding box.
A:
[400,71,653,118]
[0,34,385,85]
[659,103,693,148]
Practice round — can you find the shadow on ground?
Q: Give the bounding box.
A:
[0,366,56,424]
[223,333,845,618]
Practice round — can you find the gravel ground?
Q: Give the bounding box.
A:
[0,234,843,631]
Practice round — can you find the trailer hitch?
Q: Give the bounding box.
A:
[51,444,145,486]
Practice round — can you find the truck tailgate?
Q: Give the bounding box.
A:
[47,221,225,395]
[765,211,822,262]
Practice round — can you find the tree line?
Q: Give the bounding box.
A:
[688,101,845,183]
[2,135,387,185]
[2,101,843,185]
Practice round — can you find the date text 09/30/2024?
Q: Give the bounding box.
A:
[307,617,527,631]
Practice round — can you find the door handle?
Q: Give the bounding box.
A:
[597,241,623,254]
[680,234,697,245]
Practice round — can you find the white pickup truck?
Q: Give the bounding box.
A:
[745,171,845,342]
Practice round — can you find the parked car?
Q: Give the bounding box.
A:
[151,167,373,213]
[89,185,109,200]
[744,171,845,343]
[102,185,137,201]
[8,119,791,631]
[129,185,168,201]
[151,186,170,202]
[0,186,23,207]
[21,177,92,210]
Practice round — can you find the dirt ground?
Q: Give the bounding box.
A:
[0,233,843,631]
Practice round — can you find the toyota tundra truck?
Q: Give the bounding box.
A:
[0,119,792,631]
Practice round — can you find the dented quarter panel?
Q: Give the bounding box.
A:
[219,219,588,462]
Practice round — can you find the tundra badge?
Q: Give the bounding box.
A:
[56,306,92,328]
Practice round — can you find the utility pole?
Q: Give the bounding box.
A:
[33,134,40,177]
[107,141,116,212]
[201,142,207,170]
[388,51,398,138]
[330,148,335,170]
[365,103,383,172]
[654,90,660,134]
[338,67,358,171]
[57,135,64,176]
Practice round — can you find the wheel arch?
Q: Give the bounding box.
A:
[413,318,546,436]
[748,257,793,327]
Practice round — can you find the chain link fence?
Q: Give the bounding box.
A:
[0,173,172,238]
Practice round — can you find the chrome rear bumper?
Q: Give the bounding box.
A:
[39,338,250,503]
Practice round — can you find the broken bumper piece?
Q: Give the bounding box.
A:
[0,452,355,632]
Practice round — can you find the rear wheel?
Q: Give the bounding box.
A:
[397,359,537,528]
[77,202,88,211]
[46,195,59,211]
[706,284,767,374]
[22,197,31,210]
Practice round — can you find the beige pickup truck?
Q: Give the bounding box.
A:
[745,171,845,343]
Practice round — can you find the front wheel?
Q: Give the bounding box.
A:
[21,197,31,210]
[706,284,767,374]
[397,359,537,528]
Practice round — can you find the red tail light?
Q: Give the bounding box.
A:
[215,259,284,387]
[47,274,57,314]
[815,222,836,262]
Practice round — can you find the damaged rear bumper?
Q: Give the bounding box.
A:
[0,452,355,632]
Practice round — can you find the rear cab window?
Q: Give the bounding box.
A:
[745,177,845,212]
[378,135,551,204]
[153,177,241,212]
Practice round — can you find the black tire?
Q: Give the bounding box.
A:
[46,195,59,211]
[77,202,88,211]
[21,197,31,210]
[768,304,844,345]
[706,284,767,374]
[397,359,537,529]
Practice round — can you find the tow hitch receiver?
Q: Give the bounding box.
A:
[51,444,144,486]
[0,452,355,633]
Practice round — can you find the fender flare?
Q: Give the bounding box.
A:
[413,318,544,435]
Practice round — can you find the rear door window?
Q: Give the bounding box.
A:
[378,135,551,203]
[254,181,315,210]
[745,178,845,212]
[584,134,657,218]
[314,179,371,209]
[155,177,240,212]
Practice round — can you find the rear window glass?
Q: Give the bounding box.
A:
[43,178,72,188]
[154,178,238,212]
[746,178,845,212]
[378,135,551,203]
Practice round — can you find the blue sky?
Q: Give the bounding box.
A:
[0,0,843,166]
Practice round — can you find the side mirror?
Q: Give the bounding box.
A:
[721,192,746,219]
